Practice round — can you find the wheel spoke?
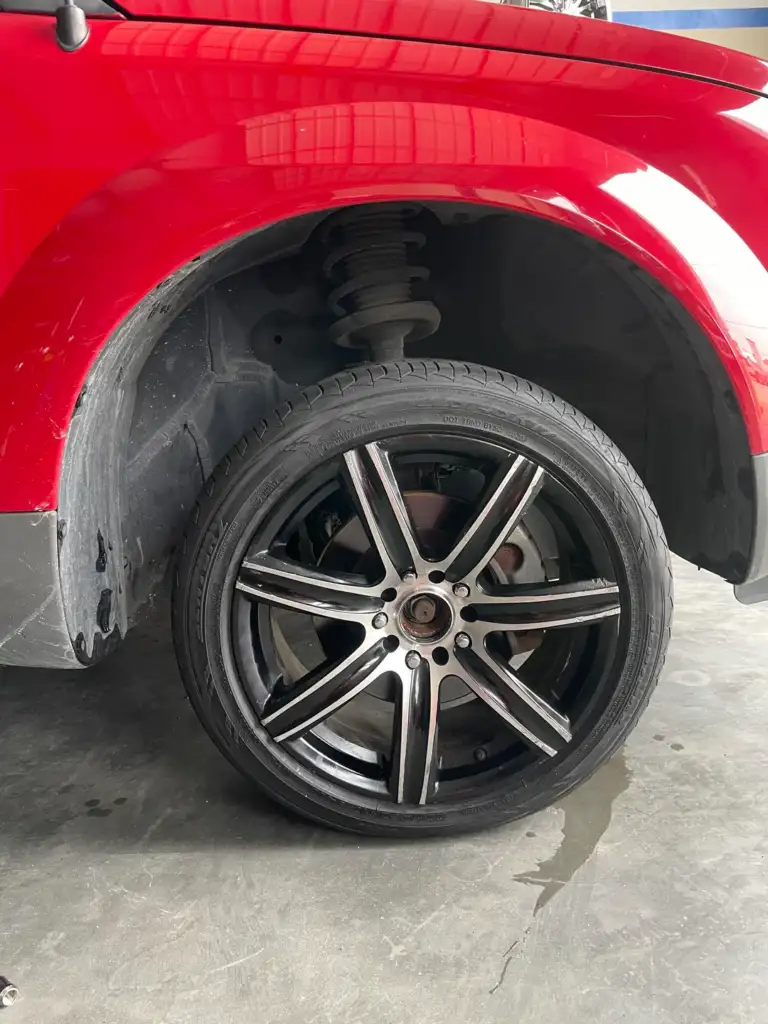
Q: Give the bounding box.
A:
[261,639,390,742]
[470,579,621,633]
[343,443,422,580]
[226,423,637,814]
[390,657,440,805]
[455,645,571,757]
[440,455,545,582]
[237,552,382,622]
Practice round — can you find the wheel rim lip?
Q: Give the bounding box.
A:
[217,423,632,815]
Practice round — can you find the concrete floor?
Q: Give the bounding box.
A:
[2,559,768,1024]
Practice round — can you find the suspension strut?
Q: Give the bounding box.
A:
[322,206,441,362]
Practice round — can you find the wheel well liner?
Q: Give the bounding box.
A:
[58,201,753,661]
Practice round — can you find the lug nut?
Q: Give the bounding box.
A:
[405,651,421,669]
[402,571,417,583]
[455,633,471,649]
[372,612,388,629]
[452,583,470,599]
[0,979,19,1008]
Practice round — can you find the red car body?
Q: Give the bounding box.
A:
[2,0,768,667]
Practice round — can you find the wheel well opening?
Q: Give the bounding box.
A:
[59,201,753,660]
[416,209,753,586]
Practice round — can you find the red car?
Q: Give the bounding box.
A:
[2,0,767,837]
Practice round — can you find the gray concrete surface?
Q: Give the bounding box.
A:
[1,558,768,1024]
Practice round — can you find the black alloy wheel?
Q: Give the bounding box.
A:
[173,361,672,836]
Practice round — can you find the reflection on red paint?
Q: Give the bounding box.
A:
[1,12,768,511]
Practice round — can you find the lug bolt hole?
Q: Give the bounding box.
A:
[381,588,397,603]
[428,570,445,584]
[383,636,400,653]
[432,646,449,666]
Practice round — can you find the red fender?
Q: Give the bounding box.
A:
[2,17,768,511]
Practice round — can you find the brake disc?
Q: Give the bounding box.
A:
[272,490,558,708]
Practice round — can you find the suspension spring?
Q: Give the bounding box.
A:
[322,206,441,362]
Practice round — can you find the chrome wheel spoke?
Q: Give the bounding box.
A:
[390,657,440,805]
[237,552,381,622]
[455,645,571,757]
[343,443,422,580]
[262,640,390,742]
[440,455,545,582]
[230,428,633,814]
[471,579,620,633]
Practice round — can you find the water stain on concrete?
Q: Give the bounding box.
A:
[513,750,632,918]
[490,752,633,994]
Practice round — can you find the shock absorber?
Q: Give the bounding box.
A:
[322,206,441,362]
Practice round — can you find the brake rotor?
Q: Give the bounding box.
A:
[272,490,556,708]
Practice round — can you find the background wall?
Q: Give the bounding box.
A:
[497,0,768,61]
[611,0,768,58]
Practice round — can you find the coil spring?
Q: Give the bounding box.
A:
[323,207,441,361]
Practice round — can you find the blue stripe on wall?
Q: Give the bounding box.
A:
[613,7,768,27]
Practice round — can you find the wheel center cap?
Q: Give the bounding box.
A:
[408,595,438,623]
[399,591,452,642]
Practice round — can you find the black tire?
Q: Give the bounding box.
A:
[172,361,672,837]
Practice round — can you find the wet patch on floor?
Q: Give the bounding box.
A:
[513,750,632,918]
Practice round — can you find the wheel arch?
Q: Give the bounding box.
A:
[49,195,759,663]
[0,105,764,662]
[2,99,768,516]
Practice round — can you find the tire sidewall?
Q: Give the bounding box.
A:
[174,368,670,837]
